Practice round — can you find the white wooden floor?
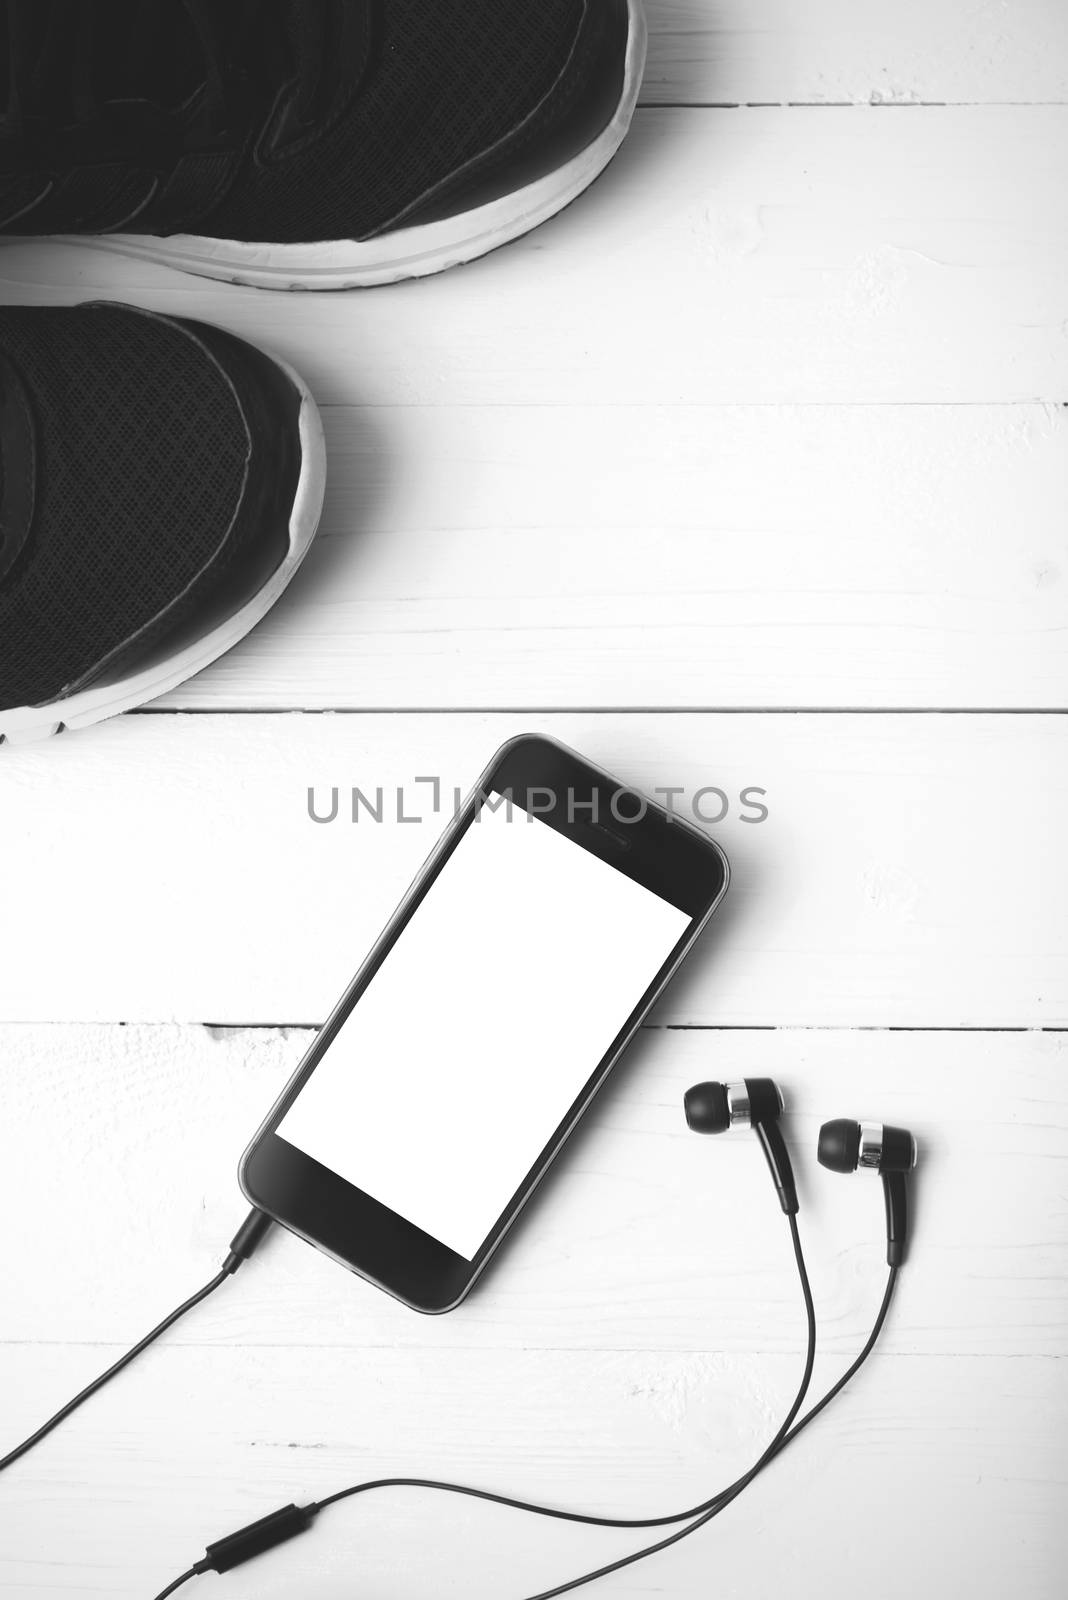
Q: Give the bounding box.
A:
[2,5,1067,1597]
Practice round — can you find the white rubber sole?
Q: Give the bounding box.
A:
[0,359,326,745]
[56,0,647,290]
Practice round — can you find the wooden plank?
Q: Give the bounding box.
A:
[3,1024,1064,1356]
[641,0,1068,106]
[0,713,1063,1027]
[0,1346,1063,1599]
[3,109,1065,405]
[140,401,1068,712]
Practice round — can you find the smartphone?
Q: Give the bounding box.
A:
[240,734,729,1313]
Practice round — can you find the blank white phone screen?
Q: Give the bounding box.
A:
[278,793,692,1260]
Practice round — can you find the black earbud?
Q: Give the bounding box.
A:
[818,1119,917,1266]
[684,1078,799,1216]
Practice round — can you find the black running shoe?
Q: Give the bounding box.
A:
[0,0,646,290]
[0,301,325,742]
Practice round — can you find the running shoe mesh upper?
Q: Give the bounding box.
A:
[202,0,587,242]
[0,304,249,707]
[0,0,591,243]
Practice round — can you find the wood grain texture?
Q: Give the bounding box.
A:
[0,713,1062,1026]
[2,9,1066,1597]
[2,1025,1064,1358]
[1,1348,1063,1599]
[2,109,1066,406]
[142,401,1068,712]
[641,0,1068,105]
[3,1021,1066,1595]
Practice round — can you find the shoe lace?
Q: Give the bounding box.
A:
[0,0,328,156]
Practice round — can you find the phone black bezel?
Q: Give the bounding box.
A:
[239,734,729,1313]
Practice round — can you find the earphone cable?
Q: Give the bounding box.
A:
[317,1213,821,1531]
[308,1214,818,1600]
[0,1268,229,1475]
[513,1258,896,1600]
[147,1244,901,1600]
[150,1570,200,1599]
[0,1209,272,1476]
[144,1230,897,1599]
[317,1258,897,1544]
[769,1262,897,1453]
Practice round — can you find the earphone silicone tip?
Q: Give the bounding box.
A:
[817,1117,859,1174]
[683,1080,730,1134]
